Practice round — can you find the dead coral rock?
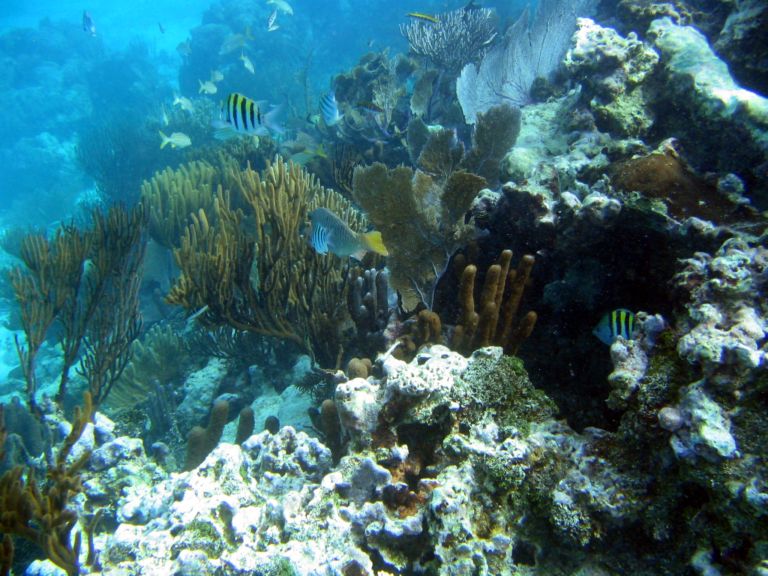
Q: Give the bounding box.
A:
[609,140,759,224]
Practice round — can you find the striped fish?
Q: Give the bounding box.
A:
[320,92,343,126]
[308,208,388,260]
[593,309,636,345]
[223,92,262,133]
[213,92,284,139]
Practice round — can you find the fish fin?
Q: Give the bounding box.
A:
[351,249,367,261]
[362,231,388,256]
[262,104,286,136]
[159,130,169,149]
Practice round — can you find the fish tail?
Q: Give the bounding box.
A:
[262,104,286,136]
[159,130,169,149]
[362,231,389,256]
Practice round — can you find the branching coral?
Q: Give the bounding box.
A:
[400,7,498,73]
[352,162,486,310]
[141,161,221,249]
[0,393,94,576]
[76,114,167,205]
[166,156,367,367]
[9,205,146,412]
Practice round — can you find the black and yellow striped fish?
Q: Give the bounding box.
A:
[593,308,636,345]
[222,92,263,133]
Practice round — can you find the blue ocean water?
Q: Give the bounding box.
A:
[0,0,526,222]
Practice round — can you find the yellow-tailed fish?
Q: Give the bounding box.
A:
[173,95,194,112]
[407,12,438,24]
[240,51,255,74]
[308,207,388,260]
[159,130,191,149]
[198,79,217,94]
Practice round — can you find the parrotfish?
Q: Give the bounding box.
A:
[593,309,636,345]
[308,208,388,260]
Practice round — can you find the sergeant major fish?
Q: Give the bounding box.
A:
[320,92,343,126]
[593,309,636,345]
[212,92,283,138]
[307,207,388,260]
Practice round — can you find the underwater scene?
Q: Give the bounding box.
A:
[0,0,767,573]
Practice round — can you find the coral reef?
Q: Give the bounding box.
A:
[0,393,94,576]
[647,16,768,206]
[564,18,659,137]
[166,156,367,367]
[450,250,538,356]
[400,7,497,73]
[351,163,479,310]
[457,0,596,120]
[8,205,146,413]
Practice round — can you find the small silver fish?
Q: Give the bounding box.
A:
[159,130,191,149]
[267,9,279,32]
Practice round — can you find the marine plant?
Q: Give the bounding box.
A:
[166,156,366,367]
[358,165,481,309]
[457,0,595,122]
[105,322,192,413]
[0,393,94,576]
[351,156,487,310]
[450,250,538,356]
[8,205,146,413]
[76,114,167,205]
[141,160,222,249]
[400,6,498,74]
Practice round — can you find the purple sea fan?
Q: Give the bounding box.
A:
[457,0,597,124]
[400,7,498,73]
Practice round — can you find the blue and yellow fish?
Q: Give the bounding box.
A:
[308,208,388,260]
[593,309,636,345]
